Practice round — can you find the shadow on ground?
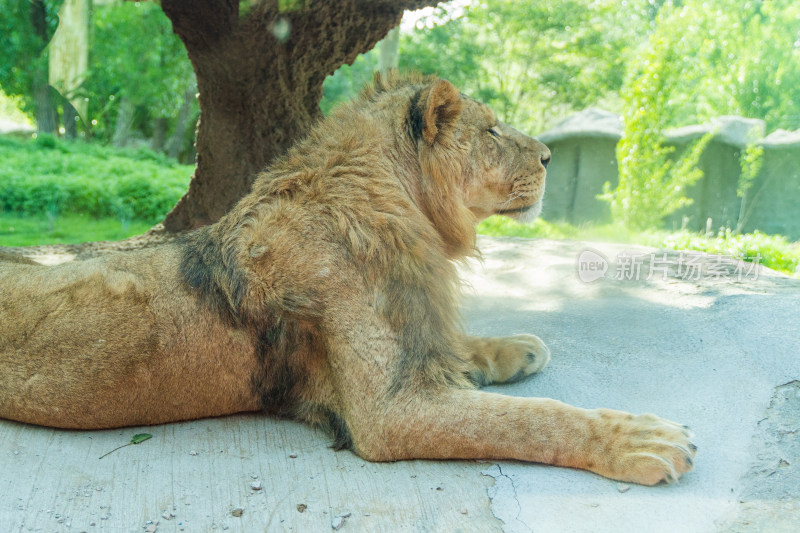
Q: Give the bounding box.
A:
[1,236,798,532]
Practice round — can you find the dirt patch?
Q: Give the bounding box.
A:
[719,381,800,532]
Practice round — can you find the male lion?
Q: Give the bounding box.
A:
[0,73,695,485]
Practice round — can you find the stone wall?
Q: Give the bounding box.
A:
[537,111,800,239]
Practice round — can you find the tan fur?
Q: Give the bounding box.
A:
[0,72,695,485]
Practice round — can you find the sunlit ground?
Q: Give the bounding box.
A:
[477,216,800,278]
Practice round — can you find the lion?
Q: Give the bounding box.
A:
[0,72,695,485]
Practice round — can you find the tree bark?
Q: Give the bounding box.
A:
[159,0,438,232]
[151,117,168,152]
[166,84,197,160]
[30,0,58,136]
[32,78,58,136]
[112,97,135,148]
[379,26,401,73]
[62,96,79,139]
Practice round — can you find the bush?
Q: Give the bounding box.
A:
[0,136,191,223]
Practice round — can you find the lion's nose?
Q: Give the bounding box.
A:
[541,154,551,169]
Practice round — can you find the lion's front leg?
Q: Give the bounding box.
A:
[346,387,696,486]
[463,334,550,385]
[325,318,694,485]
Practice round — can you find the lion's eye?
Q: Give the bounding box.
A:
[487,127,500,138]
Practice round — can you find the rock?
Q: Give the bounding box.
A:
[617,483,631,493]
[231,508,244,518]
[331,512,351,530]
[250,481,262,491]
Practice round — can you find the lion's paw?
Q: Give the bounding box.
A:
[591,409,697,485]
[488,334,551,383]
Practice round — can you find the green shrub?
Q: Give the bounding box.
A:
[0,135,191,223]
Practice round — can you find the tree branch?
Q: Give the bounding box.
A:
[285,0,439,77]
[160,0,239,53]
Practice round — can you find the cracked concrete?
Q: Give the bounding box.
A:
[718,380,800,532]
[1,236,799,532]
[484,464,531,533]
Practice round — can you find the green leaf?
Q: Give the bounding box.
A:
[131,433,152,444]
[98,432,153,459]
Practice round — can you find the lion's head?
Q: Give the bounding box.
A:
[233,72,549,262]
[344,72,551,256]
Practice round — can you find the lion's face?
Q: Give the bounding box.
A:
[411,78,550,230]
[455,98,550,224]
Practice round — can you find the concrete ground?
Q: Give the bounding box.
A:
[2,236,798,532]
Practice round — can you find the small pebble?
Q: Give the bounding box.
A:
[617,483,630,493]
[189,451,199,456]
[297,504,307,513]
[231,508,244,518]
[250,481,262,491]
[289,453,298,458]
[162,512,175,520]
[460,507,468,515]
[331,512,351,530]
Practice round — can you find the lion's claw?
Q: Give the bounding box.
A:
[589,410,697,485]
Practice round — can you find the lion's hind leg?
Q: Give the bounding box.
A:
[463,334,550,385]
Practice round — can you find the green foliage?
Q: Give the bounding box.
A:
[601,0,800,229]
[397,0,650,135]
[322,0,652,133]
[0,88,32,124]
[601,5,713,230]
[605,117,713,229]
[0,136,190,223]
[320,52,378,115]
[477,215,581,240]
[82,2,195,143]
[632,0,800,133]
[738,142,764,199]
[657,228,800,277]
[0,0,63,115]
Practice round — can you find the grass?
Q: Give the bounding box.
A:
[477,216,800,277]
[0,213,152,247]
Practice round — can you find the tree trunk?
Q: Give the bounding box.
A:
[379,26,400,73]
[33,78,58,135]
[112,97,135,148]
[30,0,58,136]
[166,84,197,160]
[151,117,169,152]
[160,0,437,232]
[62,97,79,139]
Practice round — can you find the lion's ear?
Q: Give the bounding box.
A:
[420,79,462,145]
